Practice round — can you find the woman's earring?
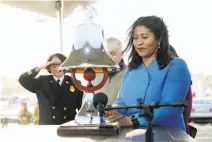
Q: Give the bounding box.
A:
[157,43,160,48]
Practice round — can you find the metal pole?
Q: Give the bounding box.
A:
[56,0,64,53]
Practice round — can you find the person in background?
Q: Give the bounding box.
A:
[32,103,39,125]
[1,117,8,128]
[18,53,83,125]
[18,101,33,125]
[94,37,126,106]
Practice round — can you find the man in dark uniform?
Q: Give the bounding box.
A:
[18,53,83,125]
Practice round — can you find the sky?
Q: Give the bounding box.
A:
[0,0,211,78]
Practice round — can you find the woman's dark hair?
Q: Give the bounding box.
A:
[124,16,172,70]
[46,53,66,73]
[169,45,179,57]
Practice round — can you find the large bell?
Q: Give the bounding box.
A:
[57,6,118,131]
[60,41,116,72]
[60,21,117,73]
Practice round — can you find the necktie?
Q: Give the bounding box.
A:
[57,79,60,86]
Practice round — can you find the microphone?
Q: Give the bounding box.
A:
[93,92,108,123]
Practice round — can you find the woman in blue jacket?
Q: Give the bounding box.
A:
[108,16,191,132]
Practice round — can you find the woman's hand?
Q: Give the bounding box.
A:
[118,116,133,127]
[105,110,133,127]
[105,110,121,120]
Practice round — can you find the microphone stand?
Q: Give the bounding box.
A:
[97,103,106,124]
[105,100,188,142]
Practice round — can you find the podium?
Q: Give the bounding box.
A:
[0,124,196,142]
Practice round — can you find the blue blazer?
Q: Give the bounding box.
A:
[114,57,191,131]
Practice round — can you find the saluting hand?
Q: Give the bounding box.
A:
[35,61,54,72]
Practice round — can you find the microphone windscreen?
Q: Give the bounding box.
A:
[93,92,108,108]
